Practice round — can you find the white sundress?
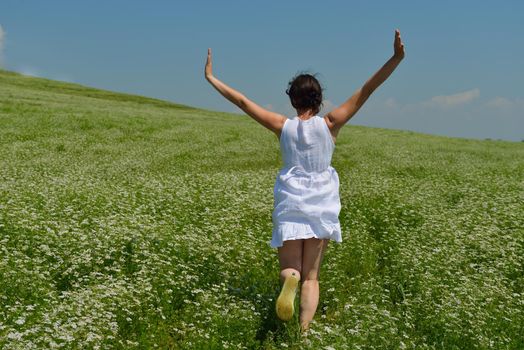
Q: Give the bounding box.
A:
[269,115,342,248]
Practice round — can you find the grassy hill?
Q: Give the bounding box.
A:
[0,69,523,349]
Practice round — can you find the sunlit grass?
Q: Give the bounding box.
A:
[1,69,523,349]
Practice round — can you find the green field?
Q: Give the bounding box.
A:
[0,69,523,349]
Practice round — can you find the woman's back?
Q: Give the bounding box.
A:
[279,115,336,173]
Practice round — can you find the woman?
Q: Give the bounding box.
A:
[205,29,405,331]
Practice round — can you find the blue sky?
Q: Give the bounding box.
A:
[0,0,522,141]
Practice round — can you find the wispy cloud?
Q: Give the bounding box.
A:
[486,97,512,109]
[0,25,5,68]
[485,96,524,110]
[370,90,482,116]
[12,65,74,83]
[353,91,522,141]
[17,66,41,77]
[384,97,399,109]
[319,99,337,116]
[423,88,480,108]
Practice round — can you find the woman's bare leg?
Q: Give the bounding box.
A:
[277,239,303,284]
[276,239,303,321]
[299,238,329,331]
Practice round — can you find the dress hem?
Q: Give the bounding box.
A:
[269,222,342,249]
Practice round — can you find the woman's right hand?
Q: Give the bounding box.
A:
[205,48,213,81]
[393,29,405,60]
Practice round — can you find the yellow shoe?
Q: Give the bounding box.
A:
[276,273,299,321]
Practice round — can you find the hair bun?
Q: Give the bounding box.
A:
[286,73,323,114]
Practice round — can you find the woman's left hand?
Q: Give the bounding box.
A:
[205,48,213,80]
[393,29,405,60]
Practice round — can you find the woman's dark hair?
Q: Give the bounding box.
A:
[286,73,323,114]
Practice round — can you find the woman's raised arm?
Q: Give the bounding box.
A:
[325,29,405,132]
[205,48,286,137]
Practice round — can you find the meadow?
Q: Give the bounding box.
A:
[0,69,523,349]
